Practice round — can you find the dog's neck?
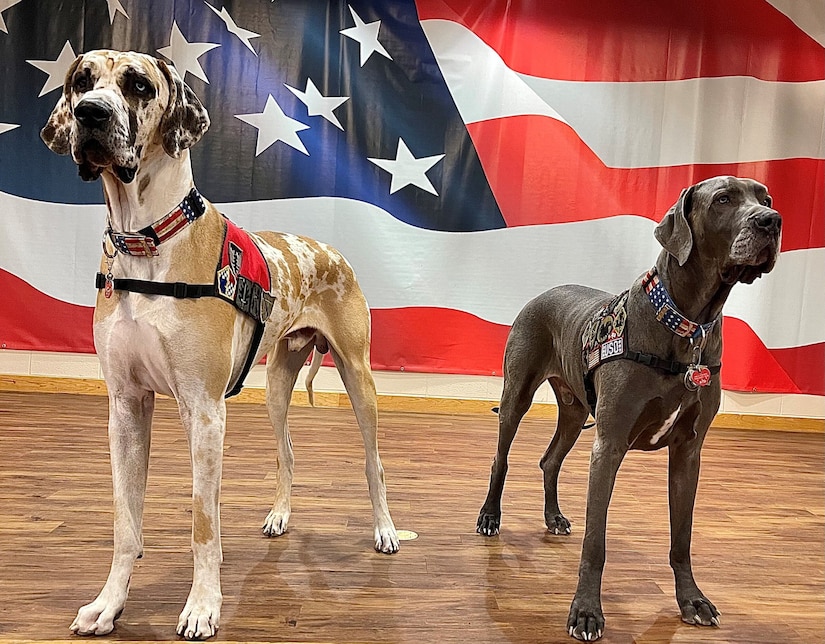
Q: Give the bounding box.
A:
[101,147,195,233]
[655,252,732,327]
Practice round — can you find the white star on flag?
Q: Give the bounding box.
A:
[27,41,78,97]
[236,95,311,156]
[368,138,445,195]
[204,2,260,55]
[284,78,349,130]
[157,21,219,84]
[0,0,22,33]
[105,0,128,23]
[340,4,392,67]
[0,123,20,135]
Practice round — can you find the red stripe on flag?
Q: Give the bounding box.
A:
[2,269,821,395]
[415,0,825,82]
[466,116,824,251]
[721,317,825,395]
[0,269,94,354]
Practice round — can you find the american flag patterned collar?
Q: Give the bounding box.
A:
[641,267,718,339]
[106,188,207,257]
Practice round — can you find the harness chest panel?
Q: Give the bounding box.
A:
[579,280,722,415]
[582,291,630,372]
[215,219,275,324]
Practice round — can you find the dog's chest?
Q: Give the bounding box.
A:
[630,392,703,451]
[95,299,176,393]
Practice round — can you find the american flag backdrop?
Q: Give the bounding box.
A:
[0,0,822,395]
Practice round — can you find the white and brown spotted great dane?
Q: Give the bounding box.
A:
[41,49,398,640]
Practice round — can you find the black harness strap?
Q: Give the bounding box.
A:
[95,273,215,299]
[584,353,721,416]
[225,323,265,398]
[94,272,266,399]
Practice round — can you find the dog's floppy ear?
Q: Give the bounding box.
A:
[654,185,695,266]
[157,59,210,158]
[40,55,83,155]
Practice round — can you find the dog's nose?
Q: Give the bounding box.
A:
[74,99,113,129]
[753,210,782,234]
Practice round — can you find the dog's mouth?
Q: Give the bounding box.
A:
[114,165,137,183]
[721,245,777,285]
[77,140,138,184]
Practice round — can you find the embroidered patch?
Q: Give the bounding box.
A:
[216,264,237,300]
[582,290,629,373]
[228,242,243,276]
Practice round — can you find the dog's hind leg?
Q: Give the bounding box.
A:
[330,343,399,554]
[71,390,154,636]
[477,364,546,536]
[262,339,313,538]
[540,379,588,535]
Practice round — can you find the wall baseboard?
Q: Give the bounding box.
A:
[1,374,822,433]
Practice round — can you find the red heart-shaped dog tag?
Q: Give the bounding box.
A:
[690,366,711,387]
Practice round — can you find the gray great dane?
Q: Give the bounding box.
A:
[476,176,782,641]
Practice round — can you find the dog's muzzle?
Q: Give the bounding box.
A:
[73,95,138,183]
[724,208,782,284]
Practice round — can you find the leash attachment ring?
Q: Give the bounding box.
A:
[102,231,118,299]
[685,327,712,390]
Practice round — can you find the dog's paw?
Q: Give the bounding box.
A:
[177,593,221,641]
[545,512,572,535]
[374,523,400,554]
[679,596,720,627]
[69,598,124,636]
[476,511,501,536]
[262,508,290,537]
[567,598,605,641]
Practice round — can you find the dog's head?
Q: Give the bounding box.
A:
[655,176,782,284]
[40,49,209,183]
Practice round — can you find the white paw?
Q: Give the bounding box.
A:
[69,597,123,636]
[177,594,221,641]
[374,523,400,554]
[262,508,290,537]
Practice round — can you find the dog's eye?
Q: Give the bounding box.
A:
[128,75,154,98]
[716,194,730,204]
[761,196,772,207]
[73,74,91,92]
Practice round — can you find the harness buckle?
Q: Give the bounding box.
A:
[172,282,188,298]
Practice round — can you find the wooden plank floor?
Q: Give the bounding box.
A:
[0,391,822,643]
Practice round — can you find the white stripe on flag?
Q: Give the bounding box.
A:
[1,189,822,349]
[421,19,825,167]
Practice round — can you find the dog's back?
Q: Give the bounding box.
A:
[504,284,612,396]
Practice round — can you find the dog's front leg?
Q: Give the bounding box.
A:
[176,396,226,641]
[567,429,627,641]
[71,391,154,636]
[668,434,720,628]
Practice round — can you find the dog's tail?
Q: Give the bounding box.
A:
[305,349,324,407]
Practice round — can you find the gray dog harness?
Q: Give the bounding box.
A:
[581,269,721,414]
